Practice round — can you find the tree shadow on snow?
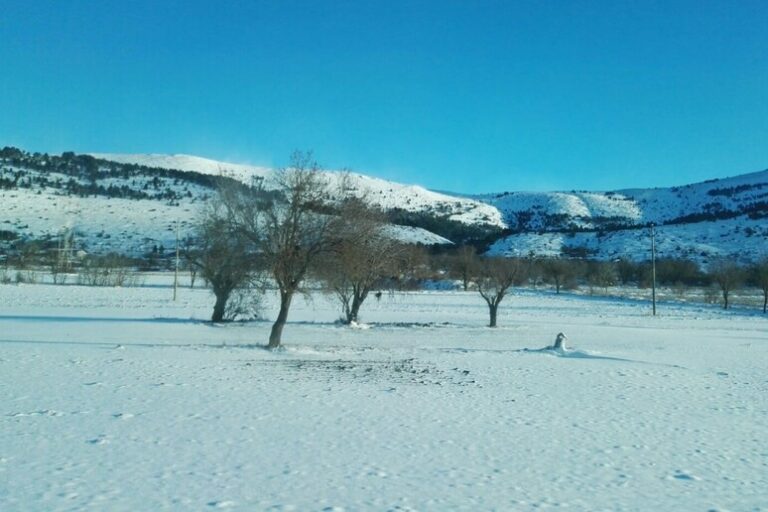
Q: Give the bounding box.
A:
[0,314,202,324]
[0,338,235,349]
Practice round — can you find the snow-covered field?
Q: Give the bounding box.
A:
[1,278,767,511]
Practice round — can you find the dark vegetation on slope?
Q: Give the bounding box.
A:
[386,208,504,247]
[0,147,241,202]
[1,147,505,247]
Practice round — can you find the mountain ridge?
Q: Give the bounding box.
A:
[1,148,766,265]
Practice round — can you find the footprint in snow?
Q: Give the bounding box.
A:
[8,410,64,417]
[207,500,236,508]
[670,470,701,481]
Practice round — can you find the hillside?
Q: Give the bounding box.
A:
[91,153,505,229]
[1,147,767,264]
[481,169,768,265]
[0,149,457,257]
[477,169,768,232]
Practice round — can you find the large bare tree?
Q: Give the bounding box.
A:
[475,257,523,327]
[222,151,339,348]
[263,154,341,347]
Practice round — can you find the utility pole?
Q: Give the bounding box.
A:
[173,222,180,301]
[651,223,657,316]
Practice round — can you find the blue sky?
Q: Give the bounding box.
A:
[1,1,766,193]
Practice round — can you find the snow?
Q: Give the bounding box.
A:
[381,224,453,246]
[2,278,767,510]
[89,154,506,228]
[0,186,199,255]
[0,182,450,256]
[476,168,768,231]
[477,191,643,230]
[90,153,272,184]
[488,215,768,265]
[4,153,767,260]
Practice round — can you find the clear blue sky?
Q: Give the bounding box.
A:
[1,0,766,193]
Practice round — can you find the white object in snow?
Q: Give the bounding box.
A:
[552,332,567,351]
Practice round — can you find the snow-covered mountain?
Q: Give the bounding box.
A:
[91,153,272,184]
[478,169,768,232]
[91,153,504,228]
[482,169,768,265]
[0,150,461,256]
[1,148,767,264]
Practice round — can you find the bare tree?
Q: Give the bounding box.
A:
[541,258,573,294]
[15,240,40,270]
[475,257,523,327]
[448,245,480,291]
[317,204,404,324]
[77,253,137,287]
[47,229,74,285]
[709,259,743,310]
[223,151,339,348]
[751,258,768,314]
[395,244,431,289]
[524,252,544,289]
[180,236,198,288]
[265,155,340,347]
[186,198,258,322]
[586,260,617,294]
[615,257,637,286]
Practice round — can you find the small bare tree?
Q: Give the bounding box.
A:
[709,259,743,310]
[541,258,573,294]
[615,257,637,286]
[475,257,523,327]
[77,253,135,287]
[48,229,74,284]
[15,240,40,270]
[751,258,768,313]
[586,260,617,294]
[396,244,430,289]
[186,198,258,322]
[317,200,404,324]
[449,245,480,291]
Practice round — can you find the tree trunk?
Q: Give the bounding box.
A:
[488,303,498,328]
[211,291,229,322]
[268,291,293,349]
[347,295,361,324]
[722,289,729,310]
[348,291,366,324]
[763,291,767,314]
[346,306,357,324]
